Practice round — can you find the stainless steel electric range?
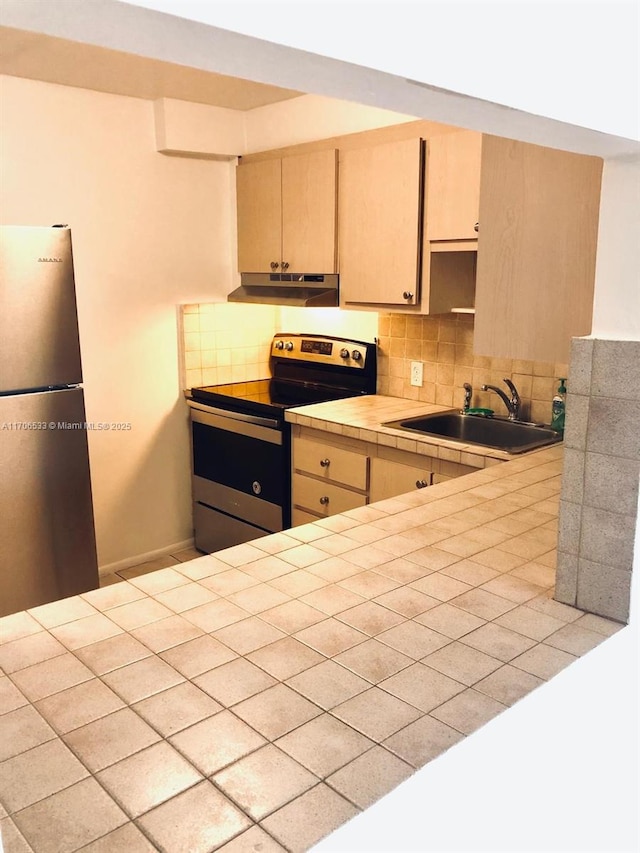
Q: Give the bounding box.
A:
[186,333,377,553]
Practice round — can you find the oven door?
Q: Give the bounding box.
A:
[188,401,289,552]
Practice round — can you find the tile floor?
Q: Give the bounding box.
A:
[0,452,625,853]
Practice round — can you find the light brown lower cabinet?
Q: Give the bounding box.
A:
[291,436,369,523]
[290,426,501,525]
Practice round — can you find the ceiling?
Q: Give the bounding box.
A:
[0,26,303,110]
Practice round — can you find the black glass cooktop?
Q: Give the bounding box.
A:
[193,379,277,406]
[190,378,363,422]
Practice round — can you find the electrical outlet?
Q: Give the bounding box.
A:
[410,361,423,387]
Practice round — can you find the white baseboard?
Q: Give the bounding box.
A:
[98,538,196,577]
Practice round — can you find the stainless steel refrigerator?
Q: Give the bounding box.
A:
[0,225,99,617]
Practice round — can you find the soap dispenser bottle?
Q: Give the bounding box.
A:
[551,378,567,434]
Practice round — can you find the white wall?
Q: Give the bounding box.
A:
[0,74,236,567]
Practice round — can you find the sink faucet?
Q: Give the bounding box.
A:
[481,378,522,421]
[462,382,473,413]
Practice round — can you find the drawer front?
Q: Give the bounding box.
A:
[293,437,368,490]
[193,502,270,553]
[369,457,434,503]
[293,473,367,517]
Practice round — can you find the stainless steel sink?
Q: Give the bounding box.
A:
[382,410,563,454]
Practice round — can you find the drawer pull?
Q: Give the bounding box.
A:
[416,479,430,489]
[319,496,330,505]
[320,458,331,467]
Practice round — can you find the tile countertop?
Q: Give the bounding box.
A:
[0,438,624,853]
[285,394,532,468]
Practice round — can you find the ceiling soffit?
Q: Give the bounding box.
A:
[0,26,303,110]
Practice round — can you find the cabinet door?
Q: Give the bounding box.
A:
[282,149,337,272]
[236,158,282,272]
[426,131,482,242]
[369,457,433,503]
[474,135,602,363]
[339,137,425,307]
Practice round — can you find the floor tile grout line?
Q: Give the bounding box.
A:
[252,778,363,853]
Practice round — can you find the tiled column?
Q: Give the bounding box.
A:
[556,338,640,623]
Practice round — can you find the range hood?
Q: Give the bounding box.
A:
[228,273,339,308]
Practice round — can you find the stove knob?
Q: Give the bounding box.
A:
[284,341,294,351]
[351,349,362,361]
[340,348,350,359]
[275,340,284,350]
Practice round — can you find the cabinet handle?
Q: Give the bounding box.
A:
[403,291,414,301]
[319,496,329,505]
[416,479,430,489]
[474,222,479,233]
[320,458,330,467]
[281,261,289,270]
[270,261,280,270]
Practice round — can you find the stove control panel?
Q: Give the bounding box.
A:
[271,334,373,369]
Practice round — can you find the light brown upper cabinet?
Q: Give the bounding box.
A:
[339,137,425,307]
[473,135,603,364]
[236,149,338,273]
[425,130,482,244]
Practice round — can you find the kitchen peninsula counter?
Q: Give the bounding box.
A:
[0,443,623,853]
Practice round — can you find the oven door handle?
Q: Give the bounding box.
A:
[187,399,282,438]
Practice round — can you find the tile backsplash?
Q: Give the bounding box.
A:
[180,302,278,390]
[179,303,377,391]
[179,304,567,424]
[376,313,569,425]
